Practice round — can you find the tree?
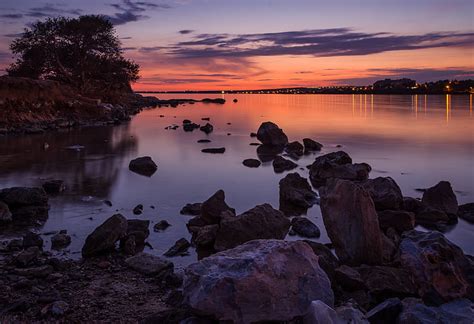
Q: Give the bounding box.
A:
[7,15,139,94]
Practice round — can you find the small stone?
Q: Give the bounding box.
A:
[197,139,211,143]
[164,238,191,257]
[154,220,171,231]
[242,159,261,168]
[133,204,143,215]
[125,252,174,277]
[201,147,225,154]
[272,156,298,173]
[51,233,71,249]
[42,180,66,195]
[23,232,43,249]
[180,203,202,216]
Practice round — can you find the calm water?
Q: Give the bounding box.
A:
[0,94,473,265]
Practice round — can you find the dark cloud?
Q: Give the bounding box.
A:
[107,0,171,25]
[168,28,474,59]
[0,14,23,19]
[138,46,167,52]
[179,29,194,34]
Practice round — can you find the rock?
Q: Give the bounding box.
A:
[15,246,40,267]
[257,144,284,162]
[0,187,49,224]
[458,203,474,223]
[199,123,213,134]
[361,177,403,210]
[133,204,143,215]
[121,235,137,255]
[233,99,238,103]
[422,181,458,217]
[285,141,304,157]
[415,207,452,227]
[377,210,415,233]
[125,252,174,277]
[303,300,341,324]
[15,265,53,278]
[366,298,402,324]
[42,180,66,195]
[154,220,171,231]
[180,203,202,215]
[303,138,323,153]
[23,231,44,249]
[123,219,149,252]
[399,230,474,305]
[279,172,317,215]
[183,119,192,124]
[164,238,191,257]
[313,151,353,166]
[403,197,425,214]
[50,301,69,317]
[201,98,225,104]
[201,117,210,121]
[201,147,225,154]
[242,158,261,168]
[336,302,369,323]
[291,217,321,238]
[320,179,383,265]
[214,204,290,251]
[183,240,334,323]
[334,265,366,291]
[273,156,298,173]
[183,123,200,132]
[82,214,128,257]
[398,298,474,324]
[381,232,397,263]
[200,190,235,225]
[128,156,157,176]
[256,121,289,146]
[310,160,371,187]
[0,201,12,222]
[192,224,219,247]
[197,139,211,143]
[103,200,113,207]
[51,232,71,249]
[302,240,340,280]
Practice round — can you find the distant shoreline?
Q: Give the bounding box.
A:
[136,91,472,95]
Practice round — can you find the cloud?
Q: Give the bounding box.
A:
[179,29,194,34]
[26,4,82,18]
[296,71,313,74]
[107,0,172,25]
[3,32,24,38]
[168,28,474,59]
[0,14,23,19]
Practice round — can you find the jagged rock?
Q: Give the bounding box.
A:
[154,220,171,231]
[133,204,143,215]
[334,265,366,291]
[0,201,12,222]
[23,231,43,249]
[257,144,284,162]
[128,156,157,176]
[366,298,402,324]
[256,121,289,146]
[51,232,71,249]
[82,214,128,257]
[183,240,334,323]
[214,204,290,251]
[42,180,66,194]
[164,238,191,257]
[398,298,474,323]
[199,123,213,134]
[273,156,298,173]
[125,252,174,277]
[285,141,304,157]
[458,203,474,223]
[302,240,340,280]
[200,190,234,225]
[422,181,458,216]
[242,159,261,168]
[320,179,383,265]
[192,224,219,247]
[291,217,321,238]
[201,147,225,154]
[399,230,474,305]
[0,187,49,224]
[303,138,323,153]
[377,210,415,233]
[279,173,317,216]
[180,203,202,215]
[361,177,403,210]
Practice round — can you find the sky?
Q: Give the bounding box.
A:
[0,0,473,91]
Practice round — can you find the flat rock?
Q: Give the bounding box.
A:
[82,214,128,257]
[273,156,298,173]
[256,121,289,146]
[291,217,321,238]
[279,172,317,216]
[128,156,157,177]
[197,139,211,143]
[125,252,174,276]
[361,177,403,210]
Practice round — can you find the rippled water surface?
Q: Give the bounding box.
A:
[1,94,473,265]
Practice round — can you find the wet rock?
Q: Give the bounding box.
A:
[366,298,402,324]
[183,123,200,132]
[133,204,143,215]
[214,204,290,251]
[291,217,321,238]
[303,138,323,153]
[257,144,284,162]
[422,181,458,216]
[154,220,171,231]
[42,180,66,195]
[201,147,225,154]
[334,265,366,291]
[103,200,113,207]
[183,240,334,323]
[415,207,452,227]
[183,119,192,124]
[399,230,474,305]
[361,177,403,211]
[180,203,202,216]
[233,99,238,103]
[273,156,298,173]
[250,132,257,137]
[128,156,157,177]
[125,252,174,277]
[285,141,304,157]
[458,203,474,223]
[23,231,44,249]
[200,190,235,225]
[320,179,383,265]
[0,187,49,224]
[302,240,340,281]
[0,201,12,222]
[197,139,211,143]
[51,232,71,250]
[201,98,225,104]
[164,238,191,257]
[377,210,415,233]
[279,172,317,216]
[403,197,425,214]
[192,224,219,247]
[82,214,128,258]
[256,121,289,146]
[310,160,371,188]
[15,246,40,267]
[199,123,213,134]
[398,298,474,323]
[201,117,210,121]
[242,158,261,168]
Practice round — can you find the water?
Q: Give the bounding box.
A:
[0,94,473,265]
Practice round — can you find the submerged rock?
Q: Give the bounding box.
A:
[128,156,157,177]
[257,144,284,162]
[199,123,213,134]
[273,156,298,173]
[183,240,334,323]
[154,220,171,231]
[132,204,143,215]
[256,121,289,146]
[197,139,211,143]
[279,173,317,216]
[320,179,383,265]
[183,123,200,132]
[242,158,261,168]
[51,232,71,250]
[361,177,403,211]
[82,214,128,258]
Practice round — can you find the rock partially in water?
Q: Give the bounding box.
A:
[377,210,415,233]
[183,123,200,132]
[250,132,257,137]
[125,252,174,277]
[200,190,235,225]
[320,179,383,265]
[285,141,304,157]
[279,172,317,216]
[458,203,474,223]
[133,204,143,215]
[256,121,289,146]
[183,240,334,323]
[199,123,213,134]
[164,238,191,257]
[303,138,323,153]
[201,147,225,154]
[192,224,219,247]
[398,298,474,323]
[242,158,261,168]
[128,156,157,177]
[197,139,211,143]
[214,204,290,251]
[122,219,150,254]
[82,214,128,258]
[23,231,44,249]
[201,98,225,104]
[399,230,474,305]
[422,181,458,217]
[51,232,71,250]
[0,187,49,224]
[273,156,298,173]
[180,203,202,216]
[154,220,171,231]
[361,177,403,211]
[257,144,284,162]
[42,180,66,195]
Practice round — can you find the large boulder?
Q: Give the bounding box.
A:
[256,121,289,146]
[320,179,383,265]
[183,240,334,323]
[279,173,317,216]
[399,230,474,305]
[82,214,128,257]
[422,181,458,216]
[398,298,474,323]
[0,187,49,224]
[361,177,403,210]
[214,204,290,251]
[128,156,157,177]
[200,190,235,225]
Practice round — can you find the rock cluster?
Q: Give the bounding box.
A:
[0,187,50,225]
